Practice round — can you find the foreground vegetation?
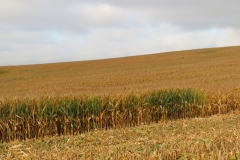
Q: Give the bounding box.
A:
[1,88,207,142]
[1,110,240,159]
[0,88,240,159]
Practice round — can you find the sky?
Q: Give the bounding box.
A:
[0,0,240,66]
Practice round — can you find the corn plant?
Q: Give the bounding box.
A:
[0,88,214,142]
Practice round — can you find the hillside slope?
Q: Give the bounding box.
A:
[1,46,240,98]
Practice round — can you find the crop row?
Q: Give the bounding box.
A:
[0,88,239,142]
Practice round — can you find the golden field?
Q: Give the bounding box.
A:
[1,46,240,159]
[1,46,240,99]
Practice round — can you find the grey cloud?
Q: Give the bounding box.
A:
[1,0,239,32]
[0,0,130,34]
[90,0,240,30]
[0,0,239,66]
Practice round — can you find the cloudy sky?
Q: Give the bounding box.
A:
[1,0,240,66]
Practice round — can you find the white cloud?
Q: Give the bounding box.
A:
[217,28,240,47]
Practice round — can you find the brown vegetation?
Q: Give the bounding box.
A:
[0,46,240,99]
[1,110,240,159]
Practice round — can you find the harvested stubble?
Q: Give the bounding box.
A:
[1,46,240,99]
[1,110,240,159]
[0,88,207,143]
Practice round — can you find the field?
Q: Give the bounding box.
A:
[1,46,240,98]
[1,46,240,159]
[1,111,240,159]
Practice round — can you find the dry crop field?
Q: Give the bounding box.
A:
[0,46,240,98]
[1,46,240,159]
[1,111,240,159]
